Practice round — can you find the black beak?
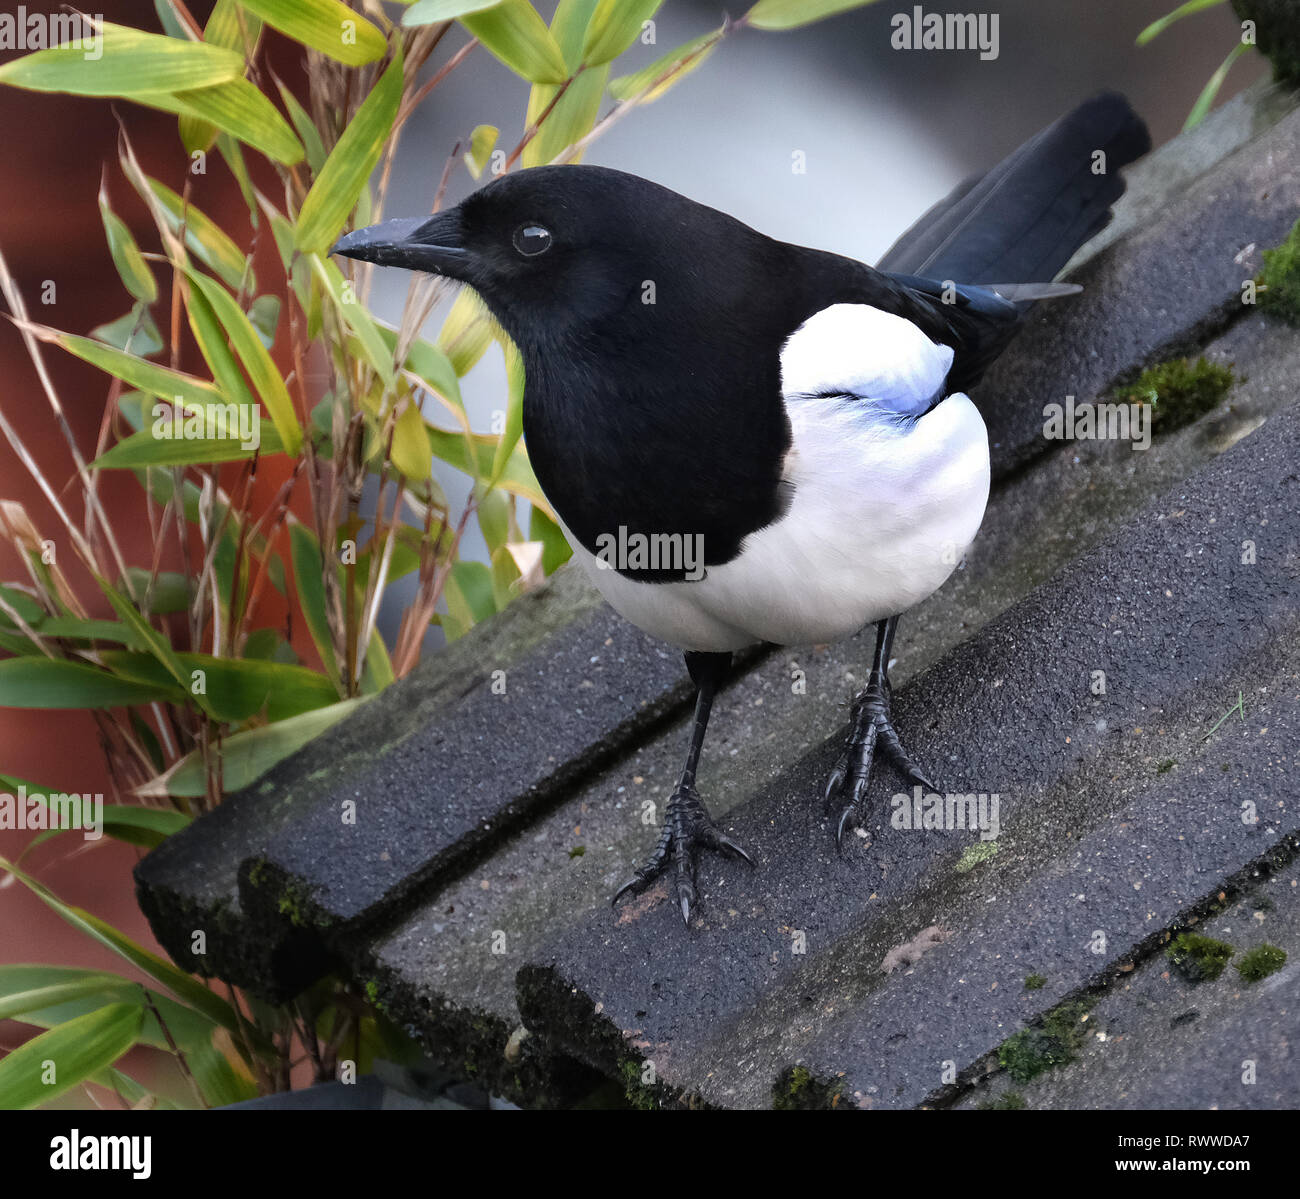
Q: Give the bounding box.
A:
[330,209,468,277]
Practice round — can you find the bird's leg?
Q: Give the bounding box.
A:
[613,650,753,925]
[825,616,936,847]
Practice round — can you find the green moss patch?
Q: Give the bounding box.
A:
[1024,973,1047,991]
[1258,215,1300,325]
[1166,932,1234,982]
[978,1090,1027,1110]
[1115,357,1235,432]
[774,1065,847,1110]
[1236,944,1287,983]
[998,998,1094,1082]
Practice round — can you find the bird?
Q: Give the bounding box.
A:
[333,93,1151,927]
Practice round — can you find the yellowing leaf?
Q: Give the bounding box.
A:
[297,51,403,253]
[462,0,570,84]
[236,0,388,67]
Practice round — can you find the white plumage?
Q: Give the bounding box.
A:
[563,304,991,651]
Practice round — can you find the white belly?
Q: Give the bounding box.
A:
[562,390,990,652]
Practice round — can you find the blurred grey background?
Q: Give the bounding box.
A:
[368,0,1265,639]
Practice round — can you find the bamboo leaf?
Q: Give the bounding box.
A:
[236,0,388,66]
[1136,0,1228,45]
[165,77,305,166]
[156,698,368,798]
[297,51,403,253]
[465,123,499,178]
[148,180,252,291]
[0,22,243,95]
[404,0,504,24]
[390,398,434,482]
[462,1,570,84]
[98,190,156,303]
[38,326,224,410]
[608,27,721,101]
[581,0,662,66]
[289,520,341,688]
[746,0,882,31]
[1184,40,1249,130]
[0,1003,142,1109]
[92,421,286,470]
[0,658,179,709]
[489,338,525,484]
[524,0,608,166]
[185,269,302,456]
[0,857,258,1045]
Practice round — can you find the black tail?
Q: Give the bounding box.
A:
[877,92,1151,286]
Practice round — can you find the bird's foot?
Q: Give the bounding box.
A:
[613,784,753,925]
[824,676,935,847]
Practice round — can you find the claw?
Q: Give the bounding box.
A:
[836,804,855,849]
[611,784,750,924]
[824,676,934,846]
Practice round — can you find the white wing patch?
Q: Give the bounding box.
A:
[780,302,954,413]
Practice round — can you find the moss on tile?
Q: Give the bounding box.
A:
[1235,943,1286,982]
[997,998,1094,1082]
[1166,932,1234,982]
[1257,215,1300,324]
[1115,357,1235,432]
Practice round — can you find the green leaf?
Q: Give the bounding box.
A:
[1136,0,1227,45]
[121,564,193,611]
[0,22,244,95]
[289,521,341,687]
[31,616,145,647]
[465,123,499,179]
[185,269,303,456]
[277,82,328,174]
[444,559,496,636]
[530,504,572,573]
[249,295,281,349]
[0,658,178,709]
[160,698,368,797]
[0,966,218,1058]
[582,0,662,66]
[523,0,608,166]
[1184,41,1249,130]
[436,286,497,376]
[404,0,504,24]
[90,305,163,357]
[97,579,191,702]
[148,180,252,291]
[0,976,134,1023]
[297,51,403,254]
[746,0,882,31]
[0,857,253,1045]
[98,652,340,724]
[462,1,570,84]
[0,1002,143,1109]
[489,339,525,484]
[310,254,396,386]
[99,191,157,303]
[43,328,223,409]
[237,0,389,66]
[390,398,434,481]
[608,27,721,101]
[163,77,305,166]
[92,419,287,470]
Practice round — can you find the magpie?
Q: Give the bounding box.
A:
[334,93,1150,926]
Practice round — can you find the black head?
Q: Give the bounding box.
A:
[332,165,787,352]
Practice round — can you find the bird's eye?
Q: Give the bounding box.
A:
[512,223,552,257]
